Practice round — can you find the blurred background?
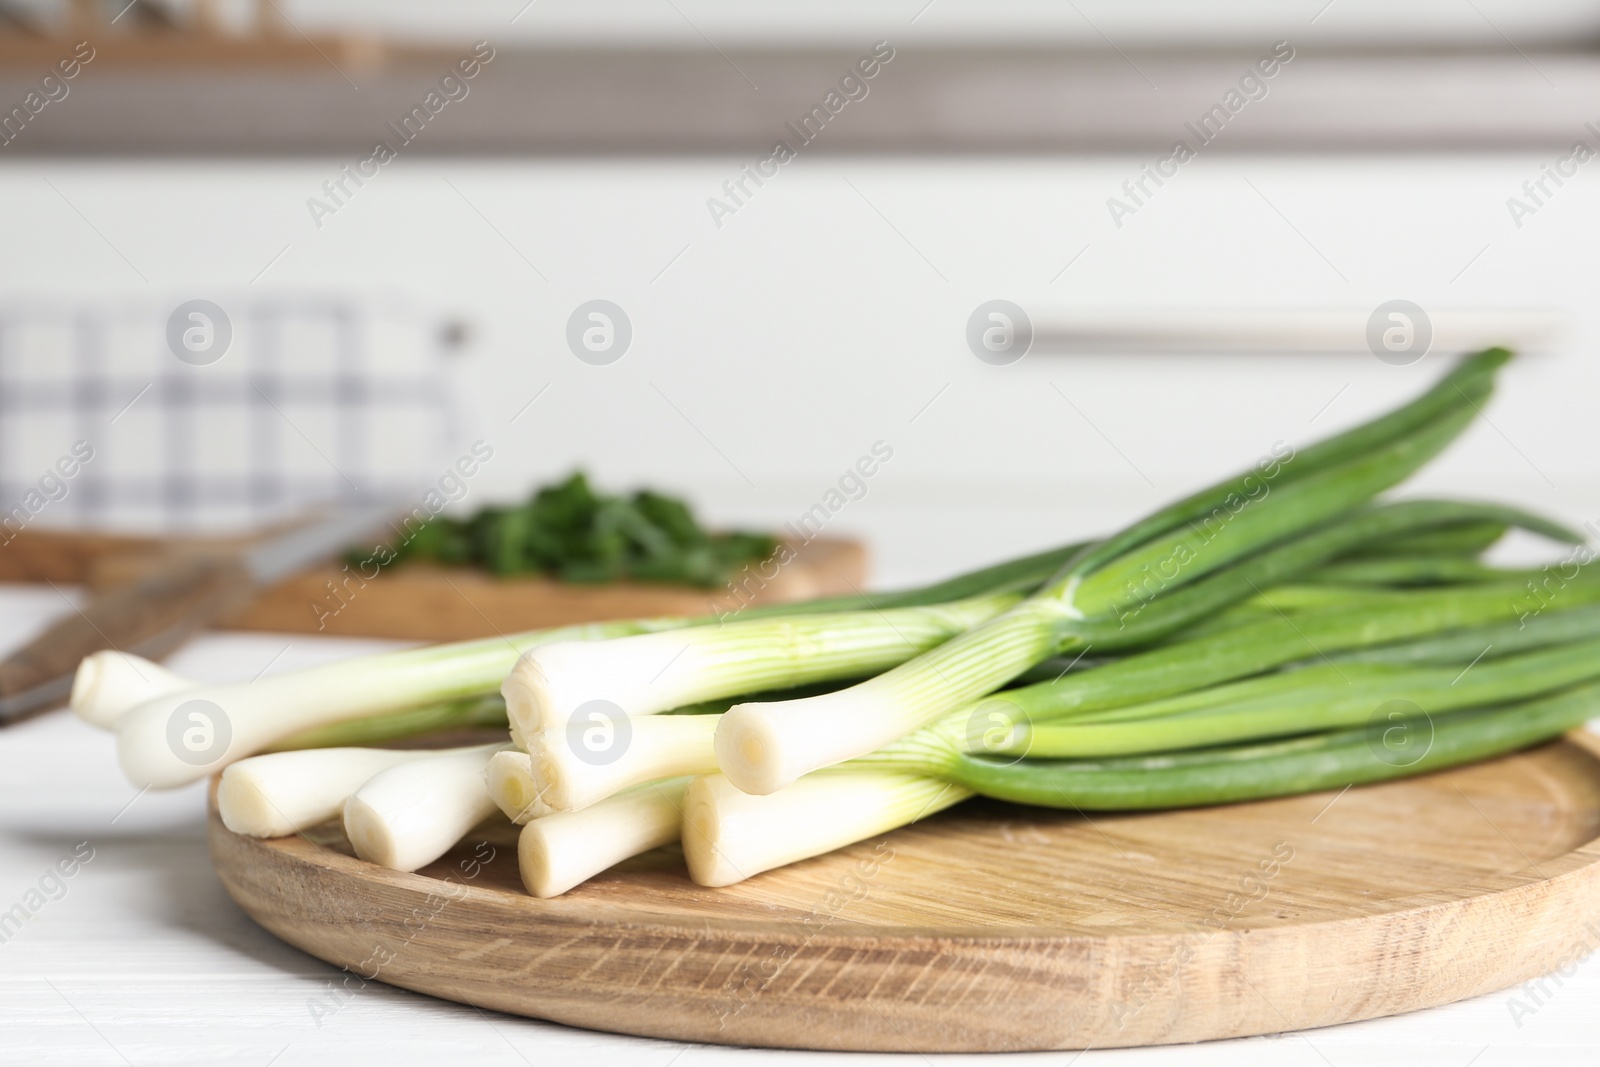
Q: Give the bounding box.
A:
[3,0,1598,593]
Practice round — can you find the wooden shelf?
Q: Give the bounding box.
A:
[5,41,1600,154]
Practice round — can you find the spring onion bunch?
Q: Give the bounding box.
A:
[714,349,1534,794]
[527,350,1600,887]
[80,349,1600,900]
[522,568,1600,814]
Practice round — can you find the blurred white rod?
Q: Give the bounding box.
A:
[1027,309,1566,355]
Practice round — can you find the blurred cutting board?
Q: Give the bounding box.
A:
[0,529,866,642]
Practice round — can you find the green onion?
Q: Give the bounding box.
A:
[519,779,690,898]
[71,652,196,729]
[1306,555,1518,587]
[1064,405,1479,619]
[1012,635,1600,757]
[682,770,969,887]
[269,694,510,751]
[1340,518,1508,559]
[1330,602,1600,666]
[147,537,1524,768]
[342,743,510,872]
[1044,347,1509,587]
[1082,500,1580,648]
[527,713,720,812]
[217,746,442,838]
[922,679,1600,810]
[84,344,1600,903]
[969,574,1600,726]
[518,608,1600,822]
[501,592,1021,747]
[486,749,551,823]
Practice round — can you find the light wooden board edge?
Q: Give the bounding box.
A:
[207,734,1600,1052]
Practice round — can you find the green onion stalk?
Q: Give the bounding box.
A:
[499,591,1023,750]
[1329,601,1600,666]
[99,539,1096,789]
[1307,555,1524,587]
[993,633,1600,758]
[870,679,1600,810]
[949,571,1600,728]
[1341,519,1511,558]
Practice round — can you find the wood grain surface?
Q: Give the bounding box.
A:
[0,529,865,642]
[209,734,1600,1052]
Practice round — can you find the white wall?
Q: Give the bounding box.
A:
[1,153,1596,585]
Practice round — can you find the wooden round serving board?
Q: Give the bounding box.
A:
[210,734,1600,1052]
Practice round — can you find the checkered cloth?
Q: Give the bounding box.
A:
[0,294,455,534]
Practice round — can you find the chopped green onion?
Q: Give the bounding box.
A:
[372,470,777,587]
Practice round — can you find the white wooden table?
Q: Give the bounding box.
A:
[3,584,1598,1066]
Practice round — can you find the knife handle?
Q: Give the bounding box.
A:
[0,554,256,725]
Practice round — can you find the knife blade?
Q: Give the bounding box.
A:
[0,500,404,726]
